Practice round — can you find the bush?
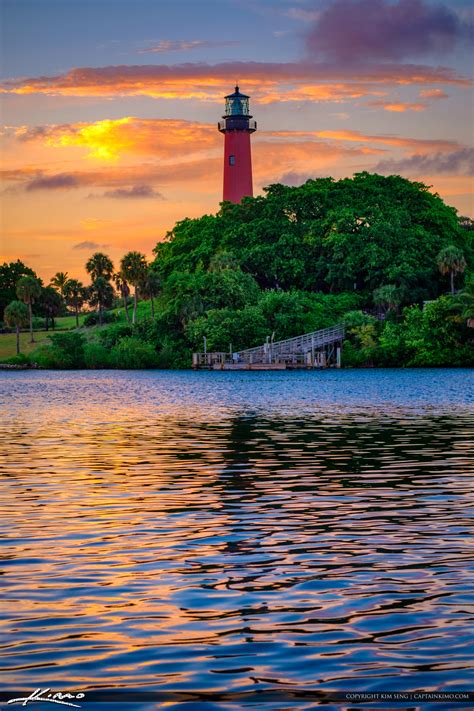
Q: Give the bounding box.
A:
[83,310,117,327]
[111,337,157,369]
[84,343,111,368]
[155,336,190,368]
[185,306,268,352]
[97,323,133,349]
[30,345,73,369]
[4,353,30,366]
[32,316,46,330]
[31,332,86,369]
[49,332,85,367]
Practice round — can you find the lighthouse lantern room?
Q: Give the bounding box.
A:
[218,86,256,203]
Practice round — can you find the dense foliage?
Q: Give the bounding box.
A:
[2,173,472,368]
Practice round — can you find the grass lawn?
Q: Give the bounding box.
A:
[0,331,51,360]
[0,314,86,361]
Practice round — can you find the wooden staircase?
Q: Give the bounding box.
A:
[192,323,345,370]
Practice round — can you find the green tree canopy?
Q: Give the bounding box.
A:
[153,173,471,301]
[50,271,69,296]
[0,260,37,320]
[86,252,114,282]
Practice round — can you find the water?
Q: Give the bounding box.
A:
[1,369,473,710]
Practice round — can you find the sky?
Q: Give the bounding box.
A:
[0,0,473,282]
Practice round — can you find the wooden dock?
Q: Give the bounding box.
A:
[192,323,345,370]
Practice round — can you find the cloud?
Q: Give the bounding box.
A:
[72,241,109,250]
[369,100,426,111]
[25,173,79,190]
[276,171,318,186]
[102,184,163,199]
[305,0,471,62]
[375,147,474,175]
[286,7,321,22]
[0,60,468,103]
[15,117,219,161]
[419,87,448,99]
[137,39,239,54]
[265,128,461,154]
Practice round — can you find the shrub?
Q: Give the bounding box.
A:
[155,336,190,368]
[31,332,85,369]
[185,306,268,352]
[32,316,46,330]
[30,345,74,369]
[98,323,133,349]
[83,310,117,327]
[4,353,30,366]
[84,343,111,369]
[49,332,85,367]
[111,337,157,369]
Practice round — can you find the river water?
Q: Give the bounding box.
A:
[0,369,473,710]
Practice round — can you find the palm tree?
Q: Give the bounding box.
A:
[50,271,69,297]
[16,275,42,342]
[120,252,148,324]
[140,268,160,319]
[64,279,85,327]
[113,272,131,324]
[373,284,402,315]
[39,286,64,330]
[88,277,114,326]
[4,301,29,355]
[437,245,466,294]
[85,253,114,282]
[450,275,474,327]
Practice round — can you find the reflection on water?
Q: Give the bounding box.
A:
[0,370,473,710]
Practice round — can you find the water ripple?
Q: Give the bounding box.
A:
[0,369,473,709]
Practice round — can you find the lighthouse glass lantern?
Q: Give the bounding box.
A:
[218,86,257,203]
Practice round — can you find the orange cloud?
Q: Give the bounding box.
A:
[10,119,461,170]
[0,61,469,103]
[419,88,449,99]
[369,100,427,112]
[14,117,219,161]
[288,129,461,154]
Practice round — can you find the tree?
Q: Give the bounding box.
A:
[87,277,114,326]
[437,245,467,294]
[86,252,114,282]
[4,300,29,355]
[0,260,37,320]
[64,279,85,327]
[50,271,69,297]
[120,251,148,324]
[450,274,474,327]
[113,272,131,324]
[373,284,402,315]
[16,275,42,342]
[140,268,161,319]
[38,286,64,330]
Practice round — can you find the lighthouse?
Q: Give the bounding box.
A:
[218,86,256,203]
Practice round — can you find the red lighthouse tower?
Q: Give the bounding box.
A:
[218,86,256,203]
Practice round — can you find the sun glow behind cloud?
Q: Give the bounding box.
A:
[1,0,472,280]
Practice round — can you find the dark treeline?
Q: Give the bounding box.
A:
[1,173,473,368]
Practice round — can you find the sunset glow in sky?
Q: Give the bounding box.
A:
[1,0,473,281]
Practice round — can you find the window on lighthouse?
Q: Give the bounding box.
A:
[229,155,235,166]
